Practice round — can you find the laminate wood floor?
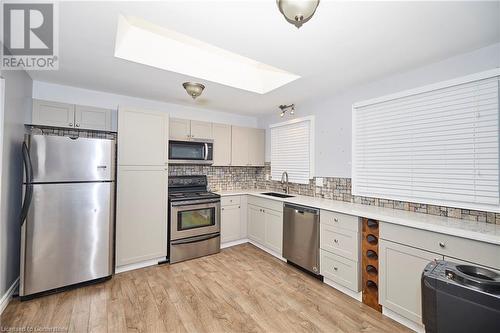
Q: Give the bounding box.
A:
[1,243,411,333]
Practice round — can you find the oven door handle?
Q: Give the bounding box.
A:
[170,199,220,207]
[171,233,220,245]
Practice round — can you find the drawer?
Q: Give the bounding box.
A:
[248,195,283,213]
[320,224,359,261]
[381,222,500,270]
[320,250,360,292]
[221,196,241,206]
[321,210,360,232]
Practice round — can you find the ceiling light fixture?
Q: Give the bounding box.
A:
[183,82,205,99]
[277,0,320,28]
[279,104,295,117]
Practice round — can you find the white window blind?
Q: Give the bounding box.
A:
[271,117,314,184]
[353,74,500,212]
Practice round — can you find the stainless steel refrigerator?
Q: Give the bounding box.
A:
[20,134,115,299]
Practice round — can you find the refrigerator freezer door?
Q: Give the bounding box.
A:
[28,134,115,183]
[20,182,114,296]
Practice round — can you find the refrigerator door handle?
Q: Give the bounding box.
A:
[20,142,33,226]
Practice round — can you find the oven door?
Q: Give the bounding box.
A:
[169,140,213,164]
[170,199,220,240]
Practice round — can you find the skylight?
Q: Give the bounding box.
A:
[114,15,300,94]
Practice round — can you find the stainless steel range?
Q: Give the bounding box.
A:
[168,175,220,263]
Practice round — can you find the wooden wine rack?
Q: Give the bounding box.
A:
[361,218,382,312]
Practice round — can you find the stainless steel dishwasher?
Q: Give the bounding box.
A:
[283,203,320,275]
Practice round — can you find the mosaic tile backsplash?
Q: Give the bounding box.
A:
[169,164,265,191]
[171,163,500,224]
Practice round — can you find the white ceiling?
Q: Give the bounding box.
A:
[27,1,500,116]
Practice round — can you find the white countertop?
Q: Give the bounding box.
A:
[215,189,500,246]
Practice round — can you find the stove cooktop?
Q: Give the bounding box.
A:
[168,191,220,202]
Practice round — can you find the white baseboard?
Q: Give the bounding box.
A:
[221,238,249,249]
[247,240,286,262]
[0,278,19,315]
[382,307,424,333]
[115,257,165,274]
[323,278,362,302]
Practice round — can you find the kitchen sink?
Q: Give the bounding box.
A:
[261,192,295,198]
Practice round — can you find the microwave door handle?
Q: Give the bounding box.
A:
[204,143,208,160]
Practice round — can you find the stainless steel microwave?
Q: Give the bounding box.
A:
[168,139,214,164]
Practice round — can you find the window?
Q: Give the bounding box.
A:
[352,70,500,212]
[270,116,314,184]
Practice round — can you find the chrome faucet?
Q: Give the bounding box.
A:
[281,171,289,194]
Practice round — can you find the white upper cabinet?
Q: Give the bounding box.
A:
[169,118,212,140]
[169,118,191,140]
[169,118,265,166]
[32,99,113,131]
[212,123,232,166]
[32,99,76,128]
[75,105,112,131]
[231,126,249,166]
[118,108,169,166]
[248,128,265,166]
[231,126,265,166]
[190,120,213,139]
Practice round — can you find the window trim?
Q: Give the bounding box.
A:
[270,115,315,183]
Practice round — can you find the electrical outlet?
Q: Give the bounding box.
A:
[315,177,324,187]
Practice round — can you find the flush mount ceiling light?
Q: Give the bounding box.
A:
[279,104,295,117]
[114,15,300,94]
[183,82,205,99]
[277,0,320,28]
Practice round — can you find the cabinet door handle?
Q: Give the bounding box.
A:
[439,242,446,248]
[334,239,338,244]
[333,218,339,222]
[69,123,73,127]
[75,124,80,127]
[221,208,225,211]
[333,267,338,271]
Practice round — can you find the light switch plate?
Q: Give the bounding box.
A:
[315,177,324,187]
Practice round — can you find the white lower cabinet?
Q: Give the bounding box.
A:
[379,239,442,324]
[247,200,283,256]
[221,204,241,243]
[116,166,168,267]
[248,204,266,244]
[264,209,283,254]
[320,250,359,292]
[319,210,360,292]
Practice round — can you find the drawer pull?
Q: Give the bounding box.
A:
[333,239,339,244]
[333,218,339,222]
[439,242,446,248]
[333,266,338,271]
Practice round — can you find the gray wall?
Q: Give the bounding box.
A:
[0,69,32,299]
[258,42,500,178]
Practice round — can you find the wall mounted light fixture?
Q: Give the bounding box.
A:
[279,104,295,117]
